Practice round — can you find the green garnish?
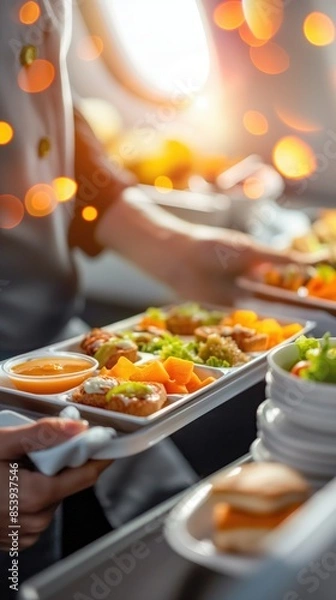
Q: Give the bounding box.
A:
[106,382,153,400]
[316,265,336,282]
[295,335,320,361]
[294,333,336,383]
[171,302,202,317]
[203,311,225,326]
[169,303,223,325]
[205,356,230,368]
[145,307,167,320]
[159,339,202,363]
[94,339,135,367]
[94,341,118,367]
[137,332,176,354]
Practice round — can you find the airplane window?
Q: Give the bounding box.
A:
[80,0,210,102]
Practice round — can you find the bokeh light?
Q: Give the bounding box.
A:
[0,122,14,145]
[18,60,55,93]
[214,1,245,31]
[0,195,24,229]
[154,175,173,192]
[82,206,98,222]
[243,176,264,199]
[242,0,283,40]
[52,177,78,203]
[275,106,321,133]
[272,136,316,179]
[239,22,267,47]
[25,184,58,217]
[77,36,104,61]
[250,42,289,75]
[243,110,268,135]
[303,12,335,47]
[19,1,40,25]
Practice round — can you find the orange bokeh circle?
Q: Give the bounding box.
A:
[0,195,25,229]
[18,60,55,93]
[25,184,58,217]
[82,206,98,222]
[19,1,41,25]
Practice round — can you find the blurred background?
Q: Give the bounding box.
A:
[64,0,336,319]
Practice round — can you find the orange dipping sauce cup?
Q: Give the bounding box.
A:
[2,352,99,394]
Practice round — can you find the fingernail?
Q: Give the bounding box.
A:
[61,419,89,435]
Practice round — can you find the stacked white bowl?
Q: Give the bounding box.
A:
[251,338,336,490]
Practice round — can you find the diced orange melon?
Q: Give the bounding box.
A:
[163,357,194,385]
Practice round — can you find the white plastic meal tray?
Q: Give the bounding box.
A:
[237,274,336,313]
[0,309,315,471]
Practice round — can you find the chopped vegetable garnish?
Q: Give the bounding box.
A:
[205,356,230,368]
[295,335,320,361]
[291,333,336,383]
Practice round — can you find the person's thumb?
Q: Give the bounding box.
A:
[0,418,88,460]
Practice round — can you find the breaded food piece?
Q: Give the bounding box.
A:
[213,502,302,554]
[81,329,138,368]
[231,326,268,353]
[72,376,120,409]
[93,339,138,369]
[132,325,167,337]
[195,325,234,342]
[166,314,205,335]
[195,325,268,353]
[105,381,167,416]
[211,463,310,514]
[166,304,223,335]
[81,328,115,356]
[73,380,167,417]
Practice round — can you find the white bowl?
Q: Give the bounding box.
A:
[2,351,98,395]
[267,339,336,405]
[267,384,336,418]
[266,372,336,411]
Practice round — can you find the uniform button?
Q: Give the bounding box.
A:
[38,137,51,158]
[20,45,38,67]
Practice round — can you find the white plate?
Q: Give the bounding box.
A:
[250,438,329,491]
[164,464,261,576]
[238,274,336,313]
[250,437,272,462]
[260,433,336,479]
[259,426,336,470]
[257,399,336,456]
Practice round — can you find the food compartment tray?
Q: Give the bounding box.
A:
[0,309,315,434]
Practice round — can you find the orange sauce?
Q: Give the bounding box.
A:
[9,356,95,394]
[12,357,92,376]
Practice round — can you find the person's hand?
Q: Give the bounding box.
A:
[169,227,321,304]
[95,185,326,304]
[0,418,112,551]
